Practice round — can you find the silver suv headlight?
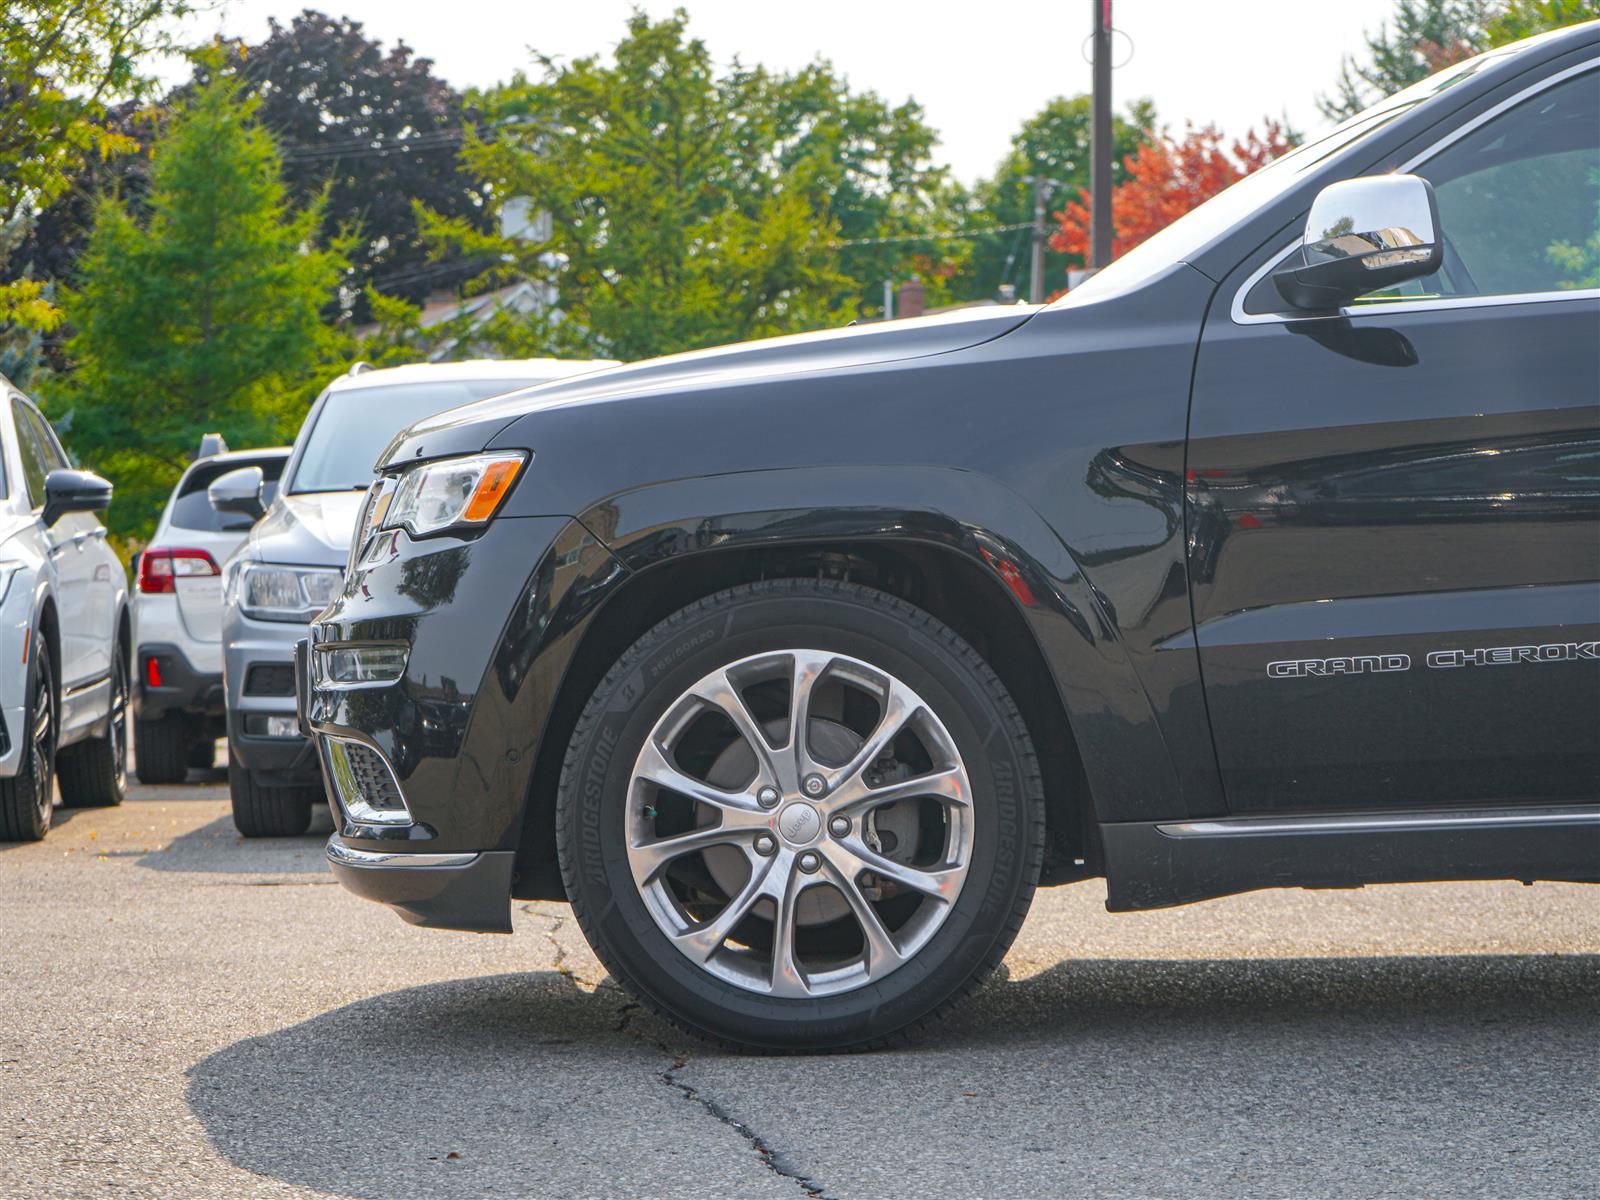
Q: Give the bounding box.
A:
[230,562,343,622]
[382,451,526,538]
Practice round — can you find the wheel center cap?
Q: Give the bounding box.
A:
[776,801,821,845]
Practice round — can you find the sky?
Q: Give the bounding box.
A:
[162,0,1403,183]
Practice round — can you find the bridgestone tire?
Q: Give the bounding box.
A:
[556,579,1045,1053]
[229,752,315,838]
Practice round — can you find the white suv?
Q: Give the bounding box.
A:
[0,373,130,841]
[131,443,290,782]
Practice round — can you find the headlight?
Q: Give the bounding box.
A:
[233,562,342,622]
[382,452,526,538]
[312,643,408,688]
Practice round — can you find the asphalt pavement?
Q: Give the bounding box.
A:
[1,760,1596,1199]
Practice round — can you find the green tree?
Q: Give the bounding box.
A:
[426,10,865,361]
[1318,0,1498,120]
[196,10,493,319]
[718,59,965,316]
[1484,0,1600,42]
[1319,0,1599,120]
[62,69,349,540]
[963,95,1155,302]
[0,1,191,335]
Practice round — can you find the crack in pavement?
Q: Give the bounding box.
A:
[518,902,834,1196]
[613,998,834,1199]
[523,904,573,980]
[659,1055,833,1199]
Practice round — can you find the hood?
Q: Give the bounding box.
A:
[381,303,1039,467]
[247,491,366,566]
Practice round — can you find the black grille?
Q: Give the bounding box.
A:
[340,742,404,810]
[244,664,296,696]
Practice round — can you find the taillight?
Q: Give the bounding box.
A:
[138,548,220,594]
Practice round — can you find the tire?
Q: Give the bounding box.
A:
[228,749,315,837]
[134,715,193,784]
[0,641,57,842]
[187,735,217,770]
[556,580,1045,1053]
[59,648,129,808]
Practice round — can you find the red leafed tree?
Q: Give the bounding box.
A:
[1050,120,1295,265]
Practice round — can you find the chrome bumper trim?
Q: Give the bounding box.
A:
[325,837,479,870]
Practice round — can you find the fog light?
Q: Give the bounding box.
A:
[244,715,300,738]
[323,737,411,825]
[313,644,408,689]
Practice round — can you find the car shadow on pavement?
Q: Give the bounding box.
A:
[135,813,333,875]
[185,952,1600,1199]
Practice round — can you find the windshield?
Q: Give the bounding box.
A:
[1057,44,1521,305]
[287,379,533,493]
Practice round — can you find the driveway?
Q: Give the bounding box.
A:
[2,766,1596,1199]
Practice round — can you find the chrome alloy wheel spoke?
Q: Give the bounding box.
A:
[627,648,975,998]
[628,821,762,889]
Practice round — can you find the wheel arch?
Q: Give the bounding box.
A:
[33,591,59,688]
[510,467,1182,900]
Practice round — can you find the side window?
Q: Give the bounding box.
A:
[19,404,69,472]
[10,399,49,508]
[1411,68,1599,298]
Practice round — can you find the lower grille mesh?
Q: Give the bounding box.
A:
[324,738,409,822]
[244,664,296,696]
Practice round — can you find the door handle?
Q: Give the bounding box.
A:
[72,531,89,548]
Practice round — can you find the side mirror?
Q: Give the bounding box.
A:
[208,466,266,520]
[1273,174,1444,311]
[42,469,113,528]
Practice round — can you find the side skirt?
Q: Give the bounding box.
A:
[1101,805,1600,911]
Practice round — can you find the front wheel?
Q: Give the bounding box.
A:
[228,747,315,837]
[556,580,1044,1052]
[0,642,57,842]
[134,713,196,784]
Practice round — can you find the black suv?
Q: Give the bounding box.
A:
[303,26,1599,1052]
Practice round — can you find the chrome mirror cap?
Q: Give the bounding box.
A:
[1275,174,1444,311]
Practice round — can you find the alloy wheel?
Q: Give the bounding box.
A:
[626,649,974,998]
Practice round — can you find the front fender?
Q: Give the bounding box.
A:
[574,464,1187,823]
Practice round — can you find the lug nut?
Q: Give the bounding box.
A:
[757,786,780,808]
[803,774,827,797]
[829,815,850,837]
[797,851,821,873]
[754,834,777,856]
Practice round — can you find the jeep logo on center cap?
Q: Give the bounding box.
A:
[777,802,821,844]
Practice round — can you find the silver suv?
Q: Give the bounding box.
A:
[219,358,615,836]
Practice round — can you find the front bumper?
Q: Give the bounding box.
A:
[224,607,321,784]
[303,515,624,925]
[324,838,515,932]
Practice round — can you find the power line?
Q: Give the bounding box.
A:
[826,221,1032,248]
[281,128,468,163]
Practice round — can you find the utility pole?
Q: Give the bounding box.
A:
[1089,0,1114,269]
[1028,175,1048,304]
